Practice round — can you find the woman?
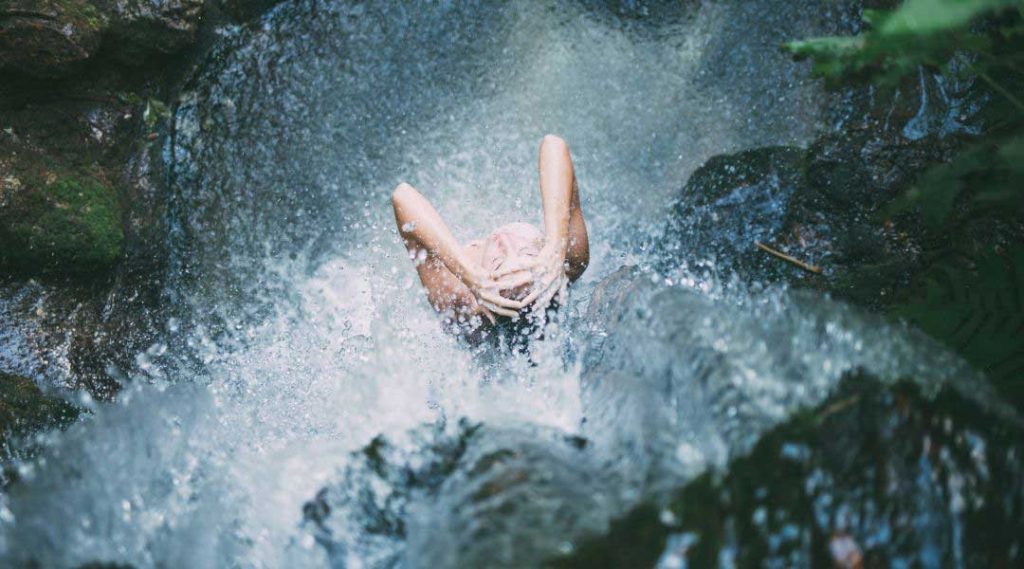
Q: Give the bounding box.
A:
[391,134,589,332]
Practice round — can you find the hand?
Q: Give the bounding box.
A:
[493,245,569,313]
[465,295,498,326]
[462,266,526,318]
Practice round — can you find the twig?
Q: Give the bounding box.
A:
[755,241,822,274]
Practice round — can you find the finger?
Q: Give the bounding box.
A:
[520,276,560,308]
[493,270,534,290]
[478,289,525,309]
[492,261,539,279]
[533,277,565,312]
[480,305,496,325]
[481,300,518,318]
[517,280,550,307]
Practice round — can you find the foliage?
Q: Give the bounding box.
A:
[787,0,1024,223]
[787,0,1021,86]
[894,245,1024,406]
[786,0,1024,408]
[144,97,171,128]
[885,132,1024,225]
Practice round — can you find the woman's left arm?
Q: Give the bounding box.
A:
[495,135,589,309]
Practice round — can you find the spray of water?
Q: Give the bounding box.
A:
[7,1,988,567]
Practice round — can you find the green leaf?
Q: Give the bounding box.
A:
[881,0,1019,36]
[893,244,1024,405]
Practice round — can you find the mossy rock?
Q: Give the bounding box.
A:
[0,371,79,458]
[0,176,124,275]
[0,0,108,77]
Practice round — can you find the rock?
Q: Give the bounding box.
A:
[101,0,205,65]
[781,124,964,306]
[577,266,991,498]
[661,146,806,281]
[303,422,613,568]
[0,370,79,460]
[216,0,279,23]
[658,73,971,308]
[0,0,107,77]
[0,0,208,75]
[551,374,1024,568]
[0,175,123,274]
[0,89,168,396]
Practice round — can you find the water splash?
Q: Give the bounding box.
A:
[10,1,1000,567]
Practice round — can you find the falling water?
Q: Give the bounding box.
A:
[1,1,1005,567]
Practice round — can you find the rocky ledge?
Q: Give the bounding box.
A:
[0,0,284,404]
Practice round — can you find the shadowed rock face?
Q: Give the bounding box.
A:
[0,176,123,274]
[101,0,205,65]
[0,0,211,79]
[0,0,107,77]
[552,374,1024,568]
[302,422,612,569]
[657,66,983,307]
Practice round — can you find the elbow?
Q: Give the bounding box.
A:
[392,182,415,207]
[541,134,568,153]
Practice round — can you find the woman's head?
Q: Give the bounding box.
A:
[482,222,544,299]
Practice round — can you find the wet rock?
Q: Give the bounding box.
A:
[0,370,79,460]
[0,175,123,274]
[659,70,973,307]
[303,422,613,568]
[102,0,205,64]
[302,422,476,565]
[661,146,806,281]
[578,266,996,501]
[783,125,964,305]
[0,85,172,395]
[0,0,107,77]
[216,0,280,23]
[551,374,1024,568]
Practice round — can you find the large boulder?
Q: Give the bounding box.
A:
[0,95,134,275]
[302,422,613,568]
[659,69,976,308]
[661,146,807,282]
[0,0,208,77]
[552,374,1024,568]
[215,0,279,23]
[0,82,170,396]
[0,0,107,77]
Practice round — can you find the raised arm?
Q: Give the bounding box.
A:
[538,134,589,282]
[391,182,520,319]
[392,182,477,281]
[491,135,590,312]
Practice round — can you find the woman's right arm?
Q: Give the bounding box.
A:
[392,182,477,281]
[391,183,521,316]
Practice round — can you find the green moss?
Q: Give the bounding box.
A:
[0,176,124,275]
